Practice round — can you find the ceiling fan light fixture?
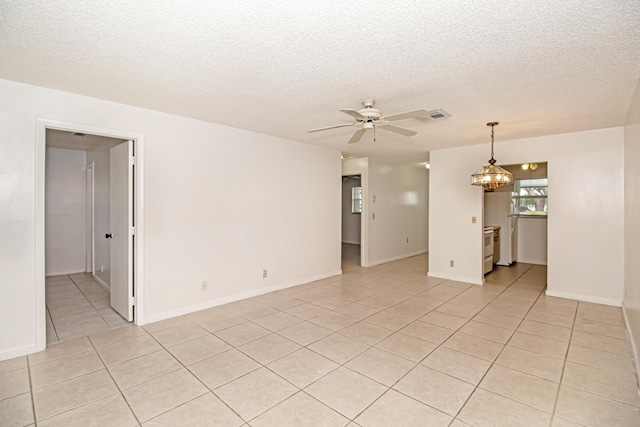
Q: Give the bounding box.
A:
[308,99,437,144]
[470,122,513,191]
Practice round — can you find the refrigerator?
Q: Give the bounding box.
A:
[484,191,518,266]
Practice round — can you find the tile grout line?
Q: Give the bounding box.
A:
[45,305,60,344]
[26,354,38,427]
[549,298,581,426]
[86,336,144,426]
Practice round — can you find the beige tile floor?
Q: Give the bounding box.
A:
[2,255,639,426]
[45,273,130,345]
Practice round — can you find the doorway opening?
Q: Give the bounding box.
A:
[482,162,548,280]
[35,120,145,351]
[341,175,362,269]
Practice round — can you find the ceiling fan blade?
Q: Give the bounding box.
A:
[380,125,418,137]
[382,109,430,122]
[348,128,367,144]
[340,109,366,120]
[308,123,355,133]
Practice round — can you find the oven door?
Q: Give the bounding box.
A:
[483,230,494,258]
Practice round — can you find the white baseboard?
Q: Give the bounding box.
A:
[622,305,640,388]
[0,344,38,362]
[45,269,86,277]
[544,290,622,307]
[427,271,483,286]
[92,274,110,292]
[140,270,343,325]
[364,250,428,268]
[517,258,548,266]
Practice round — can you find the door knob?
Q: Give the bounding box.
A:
[105,233,112,239]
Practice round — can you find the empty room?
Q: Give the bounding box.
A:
[1,1,640,426]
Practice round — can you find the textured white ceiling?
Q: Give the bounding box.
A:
[2,0,639,160]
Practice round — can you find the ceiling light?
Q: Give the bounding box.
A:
[521,163,538,171]
[471,122,513,191]
[341,154,350,159]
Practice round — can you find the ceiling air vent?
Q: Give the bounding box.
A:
[428,109,450,120]
[416,109,450,123]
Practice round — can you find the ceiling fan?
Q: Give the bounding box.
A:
[308,99,430,144]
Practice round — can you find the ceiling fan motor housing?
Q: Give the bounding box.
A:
[358,108,381,122]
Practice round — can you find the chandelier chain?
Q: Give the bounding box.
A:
[490,124,495,160]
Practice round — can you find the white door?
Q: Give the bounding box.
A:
[110,140,134,321]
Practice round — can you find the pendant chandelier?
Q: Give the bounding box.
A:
[471,122,513,190]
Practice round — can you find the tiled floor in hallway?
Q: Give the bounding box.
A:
[2,255,639,426]
[45,273,130,345]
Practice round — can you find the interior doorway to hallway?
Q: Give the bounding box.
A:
[36,120,145,351]
[44,129,132,344]
[341,174,362,268]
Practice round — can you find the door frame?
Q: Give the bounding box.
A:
[35,119,145,352]
[86,162,95,275]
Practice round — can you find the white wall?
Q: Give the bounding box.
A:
[341,177,361,244]
[623,78,640,381]
[429,145,485,284]
[0,78,341,360]
[45,147,87,275]
[517,218,547,265]
[86,149,110,287]
[367,158,429,266]
[430,127,624,303]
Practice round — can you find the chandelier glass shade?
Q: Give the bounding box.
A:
[471,122,513,190]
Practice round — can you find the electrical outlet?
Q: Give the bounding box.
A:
[472,216,477,224]
[450,260,454,267]
[202,281,208,291]
[101,264,104,273]
[262,269,268,278]
[406,237,409,243]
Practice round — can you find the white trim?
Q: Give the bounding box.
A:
[0,344,39,361]
[35,122,46,352]
[622,306,640,387]
[86,162,95,274]
[36,119,145,351]
[545,290,622,307]
[45,270,88,277]
[427,271,483,286]
[92,274,110,292]
[142,270,342,325]
[365,250,428,267]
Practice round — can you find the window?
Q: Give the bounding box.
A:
[351,187,362,213]
[512,178,547,216]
